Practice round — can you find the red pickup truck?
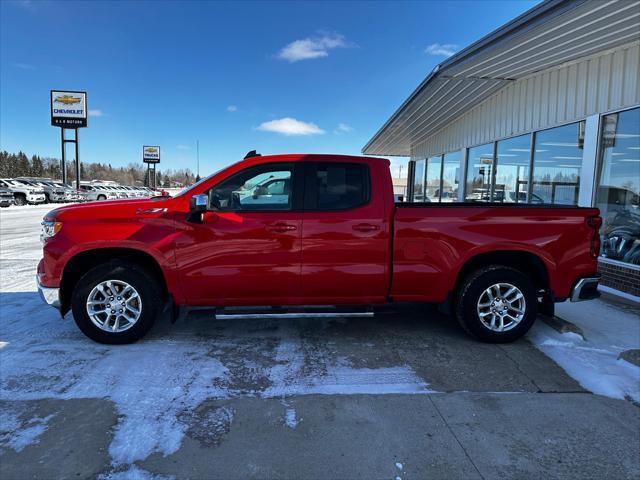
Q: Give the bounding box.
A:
[37,153,602,344]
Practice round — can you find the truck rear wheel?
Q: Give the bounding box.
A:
[455,266,537,343]
[71,262,162,344]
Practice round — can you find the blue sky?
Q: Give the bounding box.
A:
[1,0,538,177]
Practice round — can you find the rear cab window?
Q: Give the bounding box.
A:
[305,162,370,211]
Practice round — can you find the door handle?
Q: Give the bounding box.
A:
[267,223,297,233]
[353,223,380,232]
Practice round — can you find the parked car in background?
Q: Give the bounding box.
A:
[53,182,86,203]
[79,185,116,201]
[17,178,68,203]
[132,186,150,198]
[0,178,46,205]
[38,153,602,345]
[107,186,129,199]
[0,186,15,207]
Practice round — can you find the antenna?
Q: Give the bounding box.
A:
[244,150,261,159]
[196,140,200,178]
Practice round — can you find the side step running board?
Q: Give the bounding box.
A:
[215,312,374,320]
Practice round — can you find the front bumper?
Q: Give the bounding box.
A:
[37,276,61,309]
[27,194,46,203]
[65,194,84,202]
[570,275,601,302]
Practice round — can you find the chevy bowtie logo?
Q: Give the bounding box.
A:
[54,95,82,105]
[145,148,158,153]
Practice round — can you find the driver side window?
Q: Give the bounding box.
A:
[208,164,293,211]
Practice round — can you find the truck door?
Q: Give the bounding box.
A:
[300,161,390,304]
[174,163,303,306]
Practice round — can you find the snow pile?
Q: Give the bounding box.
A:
[530,297,640,403]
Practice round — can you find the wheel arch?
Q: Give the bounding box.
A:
[453,250,550,300]
[60,247,169,315]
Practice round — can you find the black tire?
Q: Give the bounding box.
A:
[97,194,106,201]
[71,262,163,344]
[14,194,26,206]
[455,265,538,343]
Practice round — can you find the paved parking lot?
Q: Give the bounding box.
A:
[1,205,639,479]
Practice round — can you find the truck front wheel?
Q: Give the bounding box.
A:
[71,262,162,344]
[456,266,537,343]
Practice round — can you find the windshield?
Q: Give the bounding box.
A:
[174,164,234,198]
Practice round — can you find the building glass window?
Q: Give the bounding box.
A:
[494,134,531,203]
[425,155,442,202]
[442,151,461,202]
[465,143,494,201]
[531,121,584,205]
[596,107,640,265]
[413,159,426,202]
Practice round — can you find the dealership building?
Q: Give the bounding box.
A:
[363,0,640,297]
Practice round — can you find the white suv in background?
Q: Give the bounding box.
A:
[80,185,118,201]
[0,179,46,205]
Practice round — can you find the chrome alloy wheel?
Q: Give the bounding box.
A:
[86,280,142,333]
[476,282,526,332]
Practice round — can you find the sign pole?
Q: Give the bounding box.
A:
[61,128,67,185]
[74,129,80,190]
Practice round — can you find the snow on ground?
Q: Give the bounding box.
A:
[0,404,54,453]
[529,297,640,403]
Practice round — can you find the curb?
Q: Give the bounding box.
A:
[618,349,640,367]
[540,315,585,341]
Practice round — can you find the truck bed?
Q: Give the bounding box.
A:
[391,203,599,303]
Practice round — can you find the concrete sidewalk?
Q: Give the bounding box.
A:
[2,392,638,479]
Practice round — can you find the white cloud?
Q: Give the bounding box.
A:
[277,32,350,62]
[335,123,354,134]
[176,144,190,150]
[257,117,325,136]
[13,63,36,70]
[13,0,36,11]
[424,43,458,57]
[88,109,104,117]
[227,105,237,112]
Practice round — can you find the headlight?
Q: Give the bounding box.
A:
[41,221,62,242]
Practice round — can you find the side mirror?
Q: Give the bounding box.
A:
[189,194,208,213]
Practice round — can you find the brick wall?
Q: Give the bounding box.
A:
[598,259,640,297]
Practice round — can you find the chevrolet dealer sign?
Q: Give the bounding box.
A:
[143,146,161,163]
[50,90,87,128]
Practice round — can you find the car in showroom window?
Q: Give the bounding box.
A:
[596,106,640,265]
